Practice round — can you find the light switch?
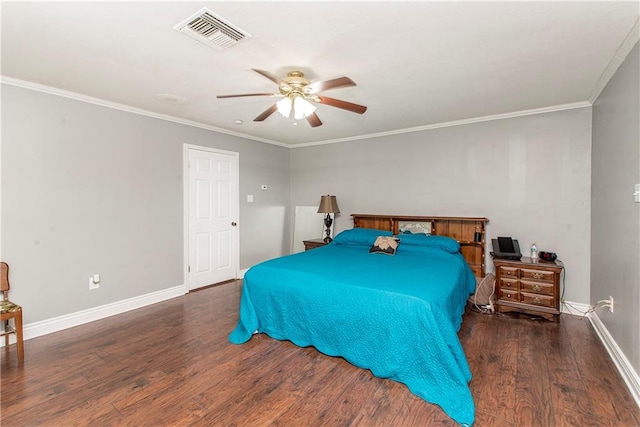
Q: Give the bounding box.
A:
[247,195,253,203]
[634,183,640,203]
[89,274,100,290]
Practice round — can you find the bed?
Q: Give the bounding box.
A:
[230,214,488,426]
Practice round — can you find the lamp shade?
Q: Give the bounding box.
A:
[317,195,340,214]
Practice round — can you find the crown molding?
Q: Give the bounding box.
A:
[2,75,593,150]
[588,18,640,104]
[290,101,592,148]
[0,76,289,148]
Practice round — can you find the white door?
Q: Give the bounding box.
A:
[187,147,238,290]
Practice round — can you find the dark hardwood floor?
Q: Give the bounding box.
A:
[2,281,639,426]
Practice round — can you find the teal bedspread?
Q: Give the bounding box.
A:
[230,232,476,425]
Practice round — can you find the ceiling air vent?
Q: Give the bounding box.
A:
[174,8,250,50]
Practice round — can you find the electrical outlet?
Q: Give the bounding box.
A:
[609,296,614,313]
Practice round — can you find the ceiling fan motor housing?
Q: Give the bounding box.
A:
[283,71,310,87]
[279,71,314,99]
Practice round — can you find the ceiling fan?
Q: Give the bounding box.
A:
[217,69,367,127]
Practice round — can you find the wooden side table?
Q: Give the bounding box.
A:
[303,239,327,251]
[493,257,564,322]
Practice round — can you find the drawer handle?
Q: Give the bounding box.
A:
[533,284,541,292]
[532,272,543,279]
[506,271,512,276]
[534,297,542,304]
[506,293,512,298]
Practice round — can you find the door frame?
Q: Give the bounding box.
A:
[183,143,240,292]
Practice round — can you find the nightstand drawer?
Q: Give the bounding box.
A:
[520,280,554,296]
[521,268,554,283]
[500,278,519,291]
[500,289,519,302]
[499,266,520,278]
[521,292,554,308]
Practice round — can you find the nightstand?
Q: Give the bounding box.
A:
[303,239,327,251]
[493,257,564,322]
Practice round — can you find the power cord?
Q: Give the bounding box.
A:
[580,299,614,317]
[560,265,614,317]
[471,273,495,315]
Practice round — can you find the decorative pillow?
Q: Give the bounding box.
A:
[369,236,400,255]
[396,234,460,253]
[333,227,392,247]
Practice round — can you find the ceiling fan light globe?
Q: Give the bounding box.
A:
[276,97,292,118]
[294,97,316,120]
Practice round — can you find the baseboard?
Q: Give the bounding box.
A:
[238,268,248,279]
[1,284,187,347]
[589,312,640,409]
[561,300,591,316]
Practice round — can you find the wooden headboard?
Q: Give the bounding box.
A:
[351,214,489,278]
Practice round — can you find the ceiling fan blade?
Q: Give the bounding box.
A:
[306,77,356,94]
[254,104,278,122]
[253,69,285,86]
[217,93,276,99]
[306,112,323,127]
[316,95,367,114]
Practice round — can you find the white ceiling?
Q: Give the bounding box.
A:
[2,1,638,146]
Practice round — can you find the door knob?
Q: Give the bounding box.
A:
[231,222,237,226]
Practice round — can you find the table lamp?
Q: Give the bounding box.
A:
[317,195,340,243]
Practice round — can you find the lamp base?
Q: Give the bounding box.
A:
[323,213,333,243]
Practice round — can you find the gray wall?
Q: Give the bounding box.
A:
[591,42,639,372]
[291,108,592,304]
[1,84,290,323]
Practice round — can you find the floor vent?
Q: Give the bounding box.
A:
[174,8,251,50]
